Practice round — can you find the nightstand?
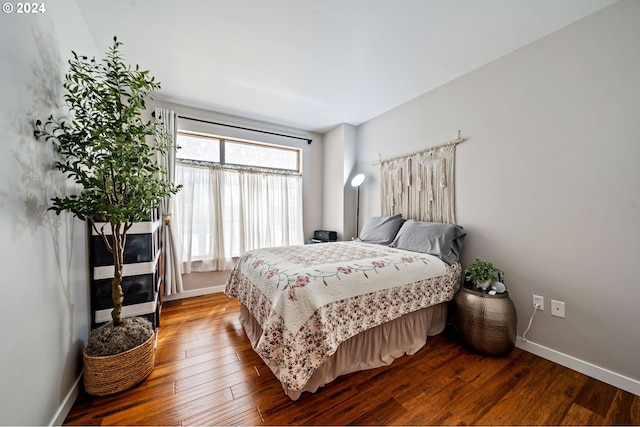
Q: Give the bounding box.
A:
[454,285,517,356]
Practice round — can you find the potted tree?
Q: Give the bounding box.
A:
[34,37,180,395]
[464,258,501,291]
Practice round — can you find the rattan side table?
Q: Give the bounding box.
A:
[454,285,517,356]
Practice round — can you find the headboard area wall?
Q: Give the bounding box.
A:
[379,136,465,224]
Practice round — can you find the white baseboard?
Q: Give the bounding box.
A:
[516,337,640,396]
[163,285,224,301]
[50,372,82,426]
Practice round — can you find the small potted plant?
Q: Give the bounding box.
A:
[464,258,501,291]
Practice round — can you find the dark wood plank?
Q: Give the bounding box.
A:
[608,389,640,425]
[574,376,619,418]
[63,293,640,426]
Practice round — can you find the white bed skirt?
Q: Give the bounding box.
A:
[239,302,448,400]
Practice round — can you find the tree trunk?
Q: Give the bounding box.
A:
[111,272,124,326]
[111,223,125,326]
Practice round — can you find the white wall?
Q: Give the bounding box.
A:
[0,2,100,425]
[356,0,639,392]
[342,124,358,240]
[322,126,346,237]
[322,123,358,240]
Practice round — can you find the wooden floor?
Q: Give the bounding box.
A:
[64,293,639,426]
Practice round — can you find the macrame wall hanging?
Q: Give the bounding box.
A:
[378,133,466,224]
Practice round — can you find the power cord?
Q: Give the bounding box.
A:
[520,302,540,342]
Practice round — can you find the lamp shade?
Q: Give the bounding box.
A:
[350,173,365,188]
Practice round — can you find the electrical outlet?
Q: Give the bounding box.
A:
[533,295,544,310]
[551,300,566,318]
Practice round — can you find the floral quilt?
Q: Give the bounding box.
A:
[225,241,461,392]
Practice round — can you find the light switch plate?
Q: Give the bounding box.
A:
[551,300,566,318]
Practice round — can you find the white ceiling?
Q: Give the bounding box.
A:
[76,0,617,133]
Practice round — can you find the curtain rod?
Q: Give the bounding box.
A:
[176,115,312,144]
[372,131,467,165]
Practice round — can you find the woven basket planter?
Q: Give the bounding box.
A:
[83,331,155,396]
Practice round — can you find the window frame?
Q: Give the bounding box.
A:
[176,130,302,174]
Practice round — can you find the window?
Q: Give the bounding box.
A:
[174,131,304,272]
[176,131,300,172]
[176,133,220,163]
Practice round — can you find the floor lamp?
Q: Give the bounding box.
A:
[350,173,366,236]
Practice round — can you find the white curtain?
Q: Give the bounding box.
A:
[175,162,304,273]
[381,144,456,224]
[154,107,184,296]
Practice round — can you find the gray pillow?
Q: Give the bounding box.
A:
[389,220,466,264]
[358,214,405,245]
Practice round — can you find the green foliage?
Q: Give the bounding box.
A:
[34,37,180,326]
[35,37,176,224]
[464,258,501,285]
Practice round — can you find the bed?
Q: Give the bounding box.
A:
[224,216,465,400]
